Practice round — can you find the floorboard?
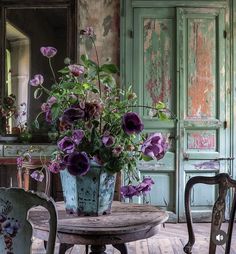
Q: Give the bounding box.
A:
[32,223,236,254]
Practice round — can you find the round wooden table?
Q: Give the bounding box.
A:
[30,201,169,254]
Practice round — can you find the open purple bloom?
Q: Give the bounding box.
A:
[102,134,115,147]
[136,177,155,195]
[62,107,85,124]
[40,46,57,58]
[67,152,90,176]
[68,64,85,76]
[58,136,75,154]
[47,96,57,105]
[72,130,84,145]
[30,170,44,182]
[141,133,168,160]
[122,112,144,135]
[29,74,44,86]
[120,185,140,198]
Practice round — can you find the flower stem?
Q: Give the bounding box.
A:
[49,58,57,84]
[91,37,102,134]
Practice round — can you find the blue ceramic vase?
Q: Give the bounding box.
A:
[60,162,116,216]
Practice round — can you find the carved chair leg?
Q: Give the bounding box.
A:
[90,244,106,254]
[59,243,74,254]
[112,243,128,254]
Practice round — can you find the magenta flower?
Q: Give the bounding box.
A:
[102,133,115,147]
[141,133,168,160]
[72,130,84,145]
[122,112,144,135]
[67,152,90,176]
[29,74,44,86]
[68,64,85,76]
[30,170,44,182]
[40,46,57,58]
[57,136,75,154]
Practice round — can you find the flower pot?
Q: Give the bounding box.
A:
[60,162,116,216]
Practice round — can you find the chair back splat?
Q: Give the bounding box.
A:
[184,173,236,254]
[0,188,57,254]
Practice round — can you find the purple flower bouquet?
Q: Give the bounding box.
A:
[22,27,172,213]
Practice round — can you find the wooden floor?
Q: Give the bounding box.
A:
[32,223,236,254]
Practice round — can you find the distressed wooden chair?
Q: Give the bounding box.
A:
[184,173,236,254]
[0,188,57,254]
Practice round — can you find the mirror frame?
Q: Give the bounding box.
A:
[0,0,78,99]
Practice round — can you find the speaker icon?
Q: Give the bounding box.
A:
[216,234,224,242]
[212,230,227,245]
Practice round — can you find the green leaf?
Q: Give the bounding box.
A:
[58,67,69,74]
[61,82,76,89]
[34,119,40,129]
[91,88,99,93]
[100,64,119,74]
[82,83,91,89]
[51,103,61,121]
[141,154,153,161]
[80,54,88,64]
[34,88,43,99]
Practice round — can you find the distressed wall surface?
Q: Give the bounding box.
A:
[78,0,120,66]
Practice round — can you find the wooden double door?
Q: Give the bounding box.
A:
[122,1,231,221]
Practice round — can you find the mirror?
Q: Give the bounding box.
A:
[0,0,77,140]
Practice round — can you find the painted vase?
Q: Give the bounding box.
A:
[60,162,116,216]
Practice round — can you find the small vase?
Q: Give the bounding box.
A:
[60,162,116,216]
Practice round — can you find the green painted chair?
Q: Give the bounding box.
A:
[0,188,57,254]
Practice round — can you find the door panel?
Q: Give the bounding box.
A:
[133,8,177,220]
[178,7,227,221]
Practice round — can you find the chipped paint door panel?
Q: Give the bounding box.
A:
[178,8,228,221]
[133,8,177,220]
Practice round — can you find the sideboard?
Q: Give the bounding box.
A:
[0,143,63,199]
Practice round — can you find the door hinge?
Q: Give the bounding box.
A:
[128,30,133,38]
[223,30,227,39]
[223,120,227,129]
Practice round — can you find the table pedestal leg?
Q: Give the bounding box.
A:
[113,243,128,254]
[90,245,106,254]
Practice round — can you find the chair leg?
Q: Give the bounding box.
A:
[86,245,89,254]
[112,243,128,254]
[59,243,74,254]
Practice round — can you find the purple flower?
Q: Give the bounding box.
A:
[47,96,57,105]
[45,110,52,123]
[120,185,140,199]
[102,134,115,147]
[29,74,44,86]
[141,133,168,160]
[16,157,23,168]
[80,26,95,37]
[48,161,61,173]
[68,64,85,76]
[57,136,75,154]
[30,170,44,182]
[62,107,85,124]
[40,46,57,58]
[72,130,84,145]
[67,152,90,176]
[112,145,123,157]
[122,112,144,135]
[136,177,155,195]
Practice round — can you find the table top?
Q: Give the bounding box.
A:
[30,201,169,245]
